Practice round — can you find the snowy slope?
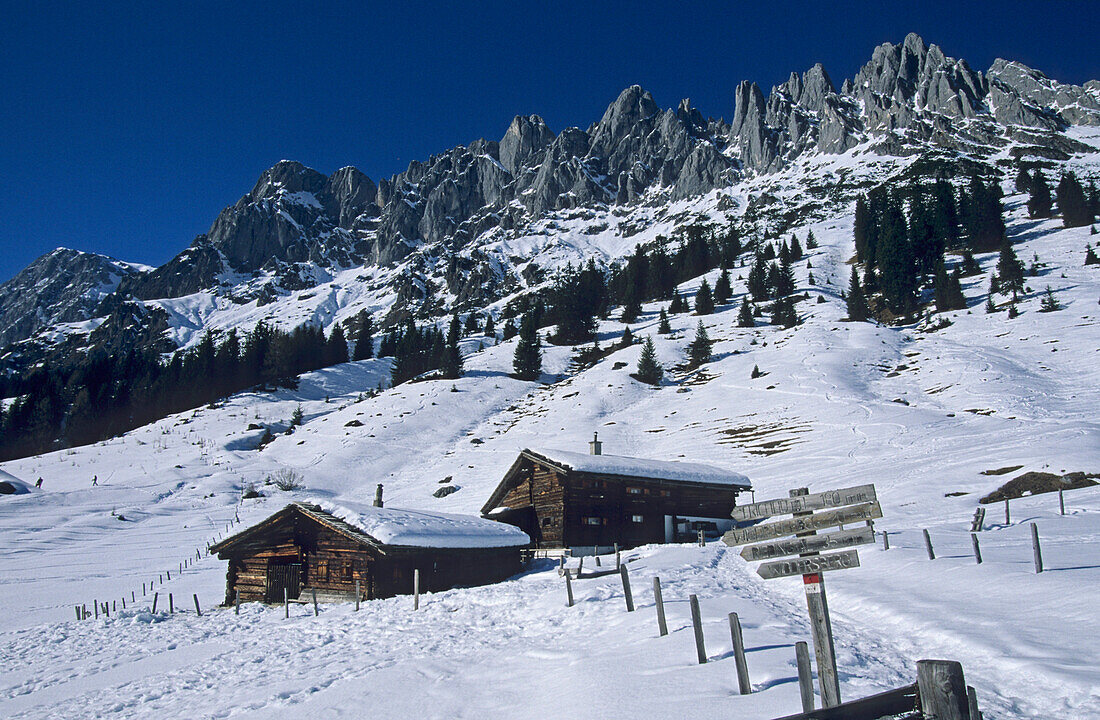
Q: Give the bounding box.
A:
[1,142,1099,719]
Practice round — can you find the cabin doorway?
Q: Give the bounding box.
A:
[265,559,302,602]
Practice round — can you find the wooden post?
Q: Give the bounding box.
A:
[235,590,240,615]
[923,529,935,560]
[75,606,81,621]
[196,549,201,560]
[312,589,318,616]
[143,582,146,596]
[1059,489,1065,516]
[689,594,706,664]
[620,565,634,612]
[1004,499,1010,525]
[595,555,601,567]
[168,593,173,614]
[614,543,620,568]
[882,530,889,550]
[112,600,116,612]
[577,557,584,577]
[564,571,574,607]
[791,488,841,708]
[355,580,361,611]
[1031,523,1043,573]
[193,594,202,617]
[971,533,982,564]
[728,612,751,694]
[284,588,289,618]
[916,659,971,720]
[653,577,668,636]
[413,569,420,610]
[698,529,705,547]
[151,593,158,613]
[94,599,98,619]
[167,570,171,581]
[795,641,815,713]
[121,597,126,609]
[967,685,981,720]
[131,590,135,602]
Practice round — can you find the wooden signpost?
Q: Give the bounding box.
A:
[724,483,879,710]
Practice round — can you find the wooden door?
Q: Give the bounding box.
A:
[265,560,302,602]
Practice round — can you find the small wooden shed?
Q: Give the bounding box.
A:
[481,443,750,549]
[209,501,529,605]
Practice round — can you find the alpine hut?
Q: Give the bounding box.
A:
[209,500,529,605]
[481,437,751,550]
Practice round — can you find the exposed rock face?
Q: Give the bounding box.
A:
[0,248,145,348]
[3,33,1099,362]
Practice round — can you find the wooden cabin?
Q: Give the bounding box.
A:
[481,441,750,550]
[209,501,529,605]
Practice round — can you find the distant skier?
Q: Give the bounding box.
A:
[35,477,43,488]
[92,475,98,486]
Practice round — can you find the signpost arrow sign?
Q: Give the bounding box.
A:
[756,549,861,580]
[739,526,874,563]
[723,501,882,547]
[731,484,877,522]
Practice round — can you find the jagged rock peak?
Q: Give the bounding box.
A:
[499,114,555,175]
[249,160,328,200]
[592,86,660,146]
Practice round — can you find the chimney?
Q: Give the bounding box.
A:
[589,432,602,456]
[374,484,384,508]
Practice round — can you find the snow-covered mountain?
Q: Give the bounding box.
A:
[2,33,1098,369]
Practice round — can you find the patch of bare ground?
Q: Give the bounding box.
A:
[979,471,1099,503]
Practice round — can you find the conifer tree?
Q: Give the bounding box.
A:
[441,315,463,379]
[634,336,663,385]
[846,266,869,321]
[997,239,1025,300]
[325,325,348,366]
[771,297,798,328]
[352,313,374,360]
[854,194,873,263]
[1028,171,1053,219]
[687,321,713,368]
[747,254,769,301]
[657,308,672,334]
[620,297,642,324]
[1057,172,1092,227]
[1086,244,1100,266]
[291,404,304,427]
[773,256,796,297]
[805,229,818,249]
[464,313,480,336]
[483,314,496,337]
[960,250,981,276]
[985,296,997,314]
[946,268,967,311]
[1039,286,1062,312]
[694,278,715,315]
[713,267,732,304]
[737,297,754,327]
[669,293,688,314]
[512,311,542,381]
[1015,167,1032,194]
[875,197,917,314]
[790,234,803,261]
[620,326,635,348]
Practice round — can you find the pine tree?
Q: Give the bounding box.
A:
[352,313,374,360]
[713,267,732,304]
[1039,286,1062,312]
[325,325,348,367]
[1028,171,1053,219]
[846,266,869,321]
[854,194,873,263]
[694,278,715,315]
[737,298,754,327]
[747,254,769,301]
[501,317,518,340]
[1086,244,1100,266]
[876,197,917,314]
[1057,172,1093,227]
[985,296,997,314]
[960,250,981,276]
[751,364,763,379]
[805,230,818,249]
[620,326,635,348]
[512,311,542,381]
[1015,167,1032,194]
[669,293,688,314]
[657,309,672,334]
[464,313,480,336]
[771,297,797,328]
[291,404,304,427]
[773,256,796,297]
[945,268,967,311]
[790,234,803,261]
[620,297,642,324]
[997,239,1025,300]
[440,315,463,379]
[483,314,496,337]
[687,321,713,368]
[634,336,663,385]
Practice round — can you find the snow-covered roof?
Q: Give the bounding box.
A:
[310,499,530,549]
[0,469,31,495]
[525,448,751,488]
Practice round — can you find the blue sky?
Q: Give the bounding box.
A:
[2,1,1097,282]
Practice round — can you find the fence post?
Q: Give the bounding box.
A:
[193,594,202,617]
[75,606,81,622]
[619,565,634,612]
[1059,489,1065,516]
[967,685,981,720]
[689,594,707,664]
[653,577,668,636]
[916,659,970,720]
[1004,499,1010,525]
[143,582,146,596]
[235,589,240,615]
[577,557,584,577]
[152,593,158,613]
[122,597,126,609]
[698,529,705,547]
[312,589,318,616]
[413,569,420,610]
[564,571,574,607]
[882,530,889,550]
[971,533,982,564]
[94,599,98,619]
[284,588,289,618]
[355,579,361,611]
[728,612,751,694]
[614,543,620,568]
[923,529,935,560]
[1031,523,1043,573]
[795,641,815,713]
[167,570,171,581]
[169,593,173,614]
[131,590,135,603]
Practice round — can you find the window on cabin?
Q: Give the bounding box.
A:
[542,516,554,526]
[343,563,353,580]
[583,516,602,526]
[632,514,644,523]
[627,487,642,494]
